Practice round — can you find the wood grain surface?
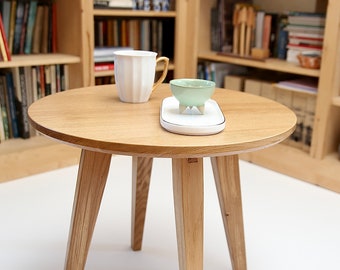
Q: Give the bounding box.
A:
[28,84,296,158]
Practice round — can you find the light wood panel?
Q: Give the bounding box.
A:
[28,84,296,158]
[0,136,80,183]
[198,51,320,77]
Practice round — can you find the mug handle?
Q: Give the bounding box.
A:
[152,56,170,92]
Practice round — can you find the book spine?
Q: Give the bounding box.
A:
[8,0,17,54]
[0,12,11,60]
[255,11,265,48]
[262,14,272,50]
[5,72,19,138]
[94,63,114,71]
[0,75,10,139]
[18,66,30,138]
[13,0,25,54]
[44,65,51,96]
[19,1,29,54]
[0,0,11,40]
[24,0,38,54]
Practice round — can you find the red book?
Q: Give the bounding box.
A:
[262,14,272,50]
[0,13,11,61]
[94,62,114,72]
[52,2,57,53]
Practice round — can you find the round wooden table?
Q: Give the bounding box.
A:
[28,84,296,270]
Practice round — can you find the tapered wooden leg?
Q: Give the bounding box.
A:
[65,149,111,270]
[172,158,204,270]
[211,155,247,270]
[131,156,153,251]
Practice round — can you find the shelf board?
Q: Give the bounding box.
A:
[0,136,80,183]
[198,51,320,77]
[0,54,81,68]
[241,143,340,193]
[93,9,176,18]
[332,96,340,107]
[94,62,175,77]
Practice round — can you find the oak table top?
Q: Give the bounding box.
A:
[28,83,296,270]
[28,84,296,157]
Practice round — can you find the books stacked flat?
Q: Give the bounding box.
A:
[94,0,173,11]
[284,11,325,63]
[94,0,134,9]
[94,46,133,72]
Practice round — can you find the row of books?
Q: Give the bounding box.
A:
[197,61,317,152]
[284,11,325,63]
[210,1,325,62]
[224,74,317,152]
[0,64,69,141]
[94,0,174,11]
[94,18,174,59]
[0,0,57,56]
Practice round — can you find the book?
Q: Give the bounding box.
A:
[32,4,44,53]
[8,0,17,54]
[19,1,30,54]
[31,66,38,101]
[24,0,38,54]
[50,64,56,94]
[288,36,323,46]
[13,0,25,54]
[260,81,276,100]
[0,75,10,140]
[94,46,133,62]
[287,11,325,27]
[261,14,272,50]
[0,9,11,60]
[276,15,289,59]
[284,24,324,35]
[39,65,45,96]
[289,92,307,148]
[0,0,11,40]
[108,0,134,9]
[276,77,318,94]
[223,75,245,91]
[51,1,57,53]
[287,43,322,50]
[95,62,114,72]
[60,64,69,91]
[16,67,30,138]
[0,103,4,141]
[255,10,265,49]
[44,65,51,96]
[3,71,19,138]
[40,4,49,53]
[244,78,262,96]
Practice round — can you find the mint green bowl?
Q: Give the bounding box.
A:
[170,79,216,107]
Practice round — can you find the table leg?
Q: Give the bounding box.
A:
[210,155,247,270]
[65,149,111,270]
[172,158,204,270]
[131,156,153,251]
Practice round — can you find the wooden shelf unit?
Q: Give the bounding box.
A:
[92,5,178,82]
[2,0,339,191]
[181,0,340,192]
[0,0,92,181]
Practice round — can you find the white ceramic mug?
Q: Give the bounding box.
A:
[113,50,169,103]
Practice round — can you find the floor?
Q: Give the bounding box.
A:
[1,155,340,270]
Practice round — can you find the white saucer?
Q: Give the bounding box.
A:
[160,97,226,135]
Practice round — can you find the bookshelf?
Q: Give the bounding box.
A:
[0,0,92,182]
[92,5,178,82]
[188,0,340,192]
